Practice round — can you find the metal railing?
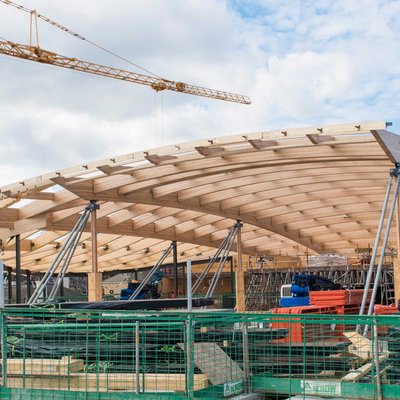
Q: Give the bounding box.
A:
[0,308,399,399]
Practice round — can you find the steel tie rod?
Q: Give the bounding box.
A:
[129,241,174,300]
[47,211,91,301]
[206,224,240,298]
[192,223,239,294]
[28,202,95,304]
[364,167,400,335]
[358,174,393,322]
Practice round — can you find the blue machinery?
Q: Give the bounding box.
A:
[280,273,341,307]
[124,242,175,301]
[121,221,242,301]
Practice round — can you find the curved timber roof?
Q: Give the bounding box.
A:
[0,121,397,273]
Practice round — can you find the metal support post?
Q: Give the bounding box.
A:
[15,234,21,303]
[359,175,393,320]
[1,311,6,386]
[90,200,99,274]
[373,317,383,400]
[235,221,246,312]
[0,260,4,308]
[237,221,242,272]
[187,259,192,312]
[0,264,5,389]
[366,169,400,323]
[26,270,31,299]
[172,240,178,296]
[242,321,250,393]
[135,321,140,394]
[182,263,186,295]
[59,276,64,297]
[7,267,12,303]
[29,203,93,304]
[49,212,90,301]
[395,178,400,304]
[186,316,194,396]
[192,222,241,298]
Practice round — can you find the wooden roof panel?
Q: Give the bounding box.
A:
[0,121,396,272]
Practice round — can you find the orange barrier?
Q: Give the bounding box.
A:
[270,305,339,343]
[374,304,398,315]
[310,289,371,307]
[270,290,373,343]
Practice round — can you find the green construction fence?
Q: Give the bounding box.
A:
[0,308,399,399]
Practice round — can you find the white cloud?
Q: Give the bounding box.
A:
[0,0,399,186]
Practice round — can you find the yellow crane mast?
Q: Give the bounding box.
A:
[0,1,251,104]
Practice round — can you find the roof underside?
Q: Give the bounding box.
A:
[0,121,396,273]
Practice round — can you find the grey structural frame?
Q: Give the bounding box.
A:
[27,202,97,304]
[358,163,400,335]
[128,241,174,300]
[192,220,242,298]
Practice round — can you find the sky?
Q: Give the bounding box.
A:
[0,0,399,186]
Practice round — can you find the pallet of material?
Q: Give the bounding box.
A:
[310,289,371,307]
[269,305,340,343]
[1,357,208,392]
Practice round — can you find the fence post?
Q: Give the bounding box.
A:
[186,315,194,398]
[373,316,383,400]
[0,261,4,308]
[1,311,6,387]
[135,320,140,394]
[242,320,250,393]
[187,259,192,312]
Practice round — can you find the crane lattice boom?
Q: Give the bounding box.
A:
[0,40,251,104]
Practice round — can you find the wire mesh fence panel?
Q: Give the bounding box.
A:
[0,309,192,399]
[1,309,400,399]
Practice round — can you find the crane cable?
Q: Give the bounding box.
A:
[0,0,162,79]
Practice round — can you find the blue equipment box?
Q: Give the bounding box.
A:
[279,297,310,307]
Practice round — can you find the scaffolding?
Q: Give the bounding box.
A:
[245,261,395,311]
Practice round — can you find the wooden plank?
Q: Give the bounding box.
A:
[2,372,208,392]
[343,331,373,361]
[341,354,389,382]
[179,342,243,385]
[3,357,83,375]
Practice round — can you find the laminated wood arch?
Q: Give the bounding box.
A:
[0,121,397,273]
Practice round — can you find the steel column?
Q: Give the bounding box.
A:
[0,260,4,308]
[235,221,245,311]
[26,270,31,299]
[90,200,99,274]
[7,267,12,303]
[15,234,21,303]
[366,173,400,325]
[182,263,186,295]
[359,175,393,320]
[187,259,192,312]
[172,240,178,296]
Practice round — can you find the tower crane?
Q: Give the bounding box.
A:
[0,1,251,105]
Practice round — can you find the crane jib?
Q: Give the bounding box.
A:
[0,39,251,105]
